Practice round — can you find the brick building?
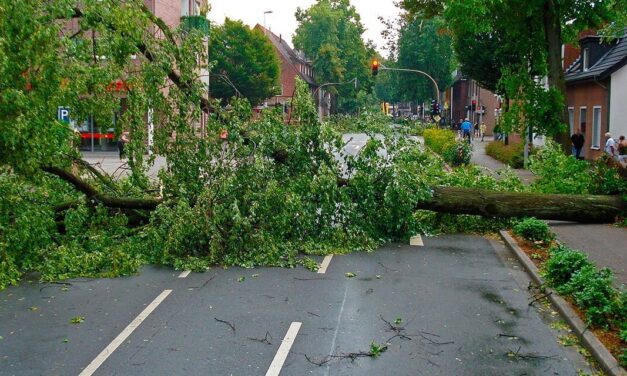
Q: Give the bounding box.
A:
[565,32,627,160]
[254,25,324,119]
[65,0,209,151]
[448,72,500,135]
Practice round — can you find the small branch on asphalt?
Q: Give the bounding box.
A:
[214,318,236,333]
[377,262,399,272]
[507,346,558,360]
[380,316,412,342]
[307,311,321,317]
[248,331,272,345]
[497,333,519,339]
[528,291,552,306]
[417,332,454,346]
[293,277,327,281]
[39,281,73,292]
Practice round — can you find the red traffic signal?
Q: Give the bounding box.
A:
[371,60,379,76]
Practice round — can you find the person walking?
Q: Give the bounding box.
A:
[480,122,486,142]
[570,128,585,160]
[461,118,473,144]
[618,135,627,163]
[118,131,129,160]
[604,132,617,159]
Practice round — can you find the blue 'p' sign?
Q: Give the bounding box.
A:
[57,107,70,123]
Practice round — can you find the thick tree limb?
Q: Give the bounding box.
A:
[42,166,162,210]
[417,187,625,224]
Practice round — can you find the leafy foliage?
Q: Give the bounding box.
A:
[424,128,471,167]
[485,140,530,169]
[293,0,374,113]
[210,19,281,105]
[530,141,627,195]
[544,245,592,287]
[513,218,552,243]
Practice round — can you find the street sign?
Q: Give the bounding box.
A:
[434,115,441,122]
[57,107,70,123]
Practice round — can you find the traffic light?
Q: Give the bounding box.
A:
[371,60,379,76]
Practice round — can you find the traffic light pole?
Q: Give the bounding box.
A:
[379,66,440,102]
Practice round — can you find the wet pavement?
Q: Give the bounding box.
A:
[0,235,592,375]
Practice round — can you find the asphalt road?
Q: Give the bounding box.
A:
[0,235,592,375]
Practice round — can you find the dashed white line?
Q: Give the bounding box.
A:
[317,255,333,274]
[410,235,424,246]
[178,270,191,278]
[78,289,172,376]
[265,322,302,376]
[325,286,349,376]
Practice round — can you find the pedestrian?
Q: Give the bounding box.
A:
[118,131,129,159]
[604,132,617,159]
[480,122,486,142]
[474,122,480,138]
[618,135,627,163]
[461,118,473,144]
[570,128,585,160]
[493,123,502,141]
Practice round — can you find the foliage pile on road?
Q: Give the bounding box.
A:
[485,140,529,169]
[423,128,472,167]
[530,141,627,195]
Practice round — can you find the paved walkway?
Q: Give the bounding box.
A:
[469,138,627,286]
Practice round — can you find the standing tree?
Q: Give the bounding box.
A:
[210,18,280,106]
[400,0,627,146]
[293,0,373,113]
[396,17,454,104]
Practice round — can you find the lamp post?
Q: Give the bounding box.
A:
[263,10,273,34]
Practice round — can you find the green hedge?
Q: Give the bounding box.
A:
[424,128,472,166]
[485,140,530,168]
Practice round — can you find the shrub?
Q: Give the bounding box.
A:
[561,265,616,326]
[530,140,627,195]
[485,140,528,168]
[424,128,456,155]
[442,141,473,167]
[544,245,592,288]
[513,217,552,242]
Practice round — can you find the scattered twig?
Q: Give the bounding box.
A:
[528,291,552,306]
[248,331,272,345]
[380,316,412,342]
[418,332,454,346]
[214,317,236,333]
[507,346,558,360]
[377,262,399,272]
[307,311,321,317]
[39,281,73,292]
[498,333,519,339]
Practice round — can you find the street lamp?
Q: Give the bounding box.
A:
[263,10,273,34]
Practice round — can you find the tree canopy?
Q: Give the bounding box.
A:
[210,18,280,106]
[293,0,374,113]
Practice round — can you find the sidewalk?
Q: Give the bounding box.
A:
[81,152,166,180]
[469,137,627,286]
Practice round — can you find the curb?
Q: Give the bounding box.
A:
[499,230,626,376]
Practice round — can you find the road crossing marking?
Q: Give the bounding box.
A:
[317,255,333,274]
[410,235,424,246]
[78,289,172,376]
[178,270,191,278]
[265,322,302,376]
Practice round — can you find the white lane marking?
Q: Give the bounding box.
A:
[410,235,424,246]
[324,285,349,376]
[317,255,333,274]
[78,289,173,376]
[265,322,302,376]
[178,270,191,278]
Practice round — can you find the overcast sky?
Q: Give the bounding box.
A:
[208,0,400,52]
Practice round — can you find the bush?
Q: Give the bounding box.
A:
[562,265,616,326]
[544,245,592,287]
[424,128,456,155]
[513,217,552,242]
[424,129,471,167]
[530,140,627,195]
[485,140,528,168]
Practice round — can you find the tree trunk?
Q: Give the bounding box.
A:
[543,0,570,153]
[417,187,624,224]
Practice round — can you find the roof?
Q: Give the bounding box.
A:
[255,25,317,86]
[566,35,627,83]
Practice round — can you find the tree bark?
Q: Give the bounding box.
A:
[417,187,624,223]
[543,0,570,153]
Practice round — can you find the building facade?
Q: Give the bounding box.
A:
[254,25,324,120]
[448,73,500,135]
[565,33,627,160]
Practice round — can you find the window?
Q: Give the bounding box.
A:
[579,107,587,134]
[592,106,602,149]
[583,48,590,71]
[568,107,574,134]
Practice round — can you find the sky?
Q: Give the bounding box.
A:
[208,0,400,53]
